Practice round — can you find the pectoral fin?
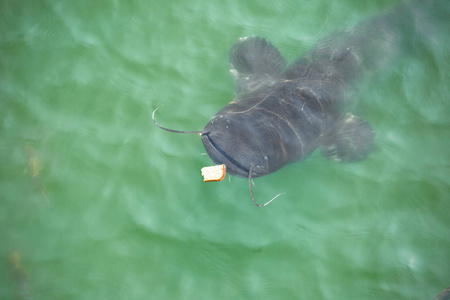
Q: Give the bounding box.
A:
[320,113,375,163]
[229,36,287,96]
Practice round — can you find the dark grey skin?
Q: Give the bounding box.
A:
[433,286,450,300]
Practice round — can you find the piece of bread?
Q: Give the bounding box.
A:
[201,164,226,182]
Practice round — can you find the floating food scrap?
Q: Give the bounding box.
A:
[201,164,226,182]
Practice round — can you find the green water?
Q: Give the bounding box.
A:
[1,0,449,299]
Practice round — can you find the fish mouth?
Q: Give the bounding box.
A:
[201,133,249,177]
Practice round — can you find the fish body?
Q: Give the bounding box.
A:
[433,286,450,300]
[201,31,377,178]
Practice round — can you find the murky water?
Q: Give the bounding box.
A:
[1,0,449,299]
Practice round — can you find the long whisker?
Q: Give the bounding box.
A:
[152,108,209,134]
[248,165,284,207]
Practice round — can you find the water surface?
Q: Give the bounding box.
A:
[1,0,449,299]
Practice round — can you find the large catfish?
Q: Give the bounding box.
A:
[153,0,448,206]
